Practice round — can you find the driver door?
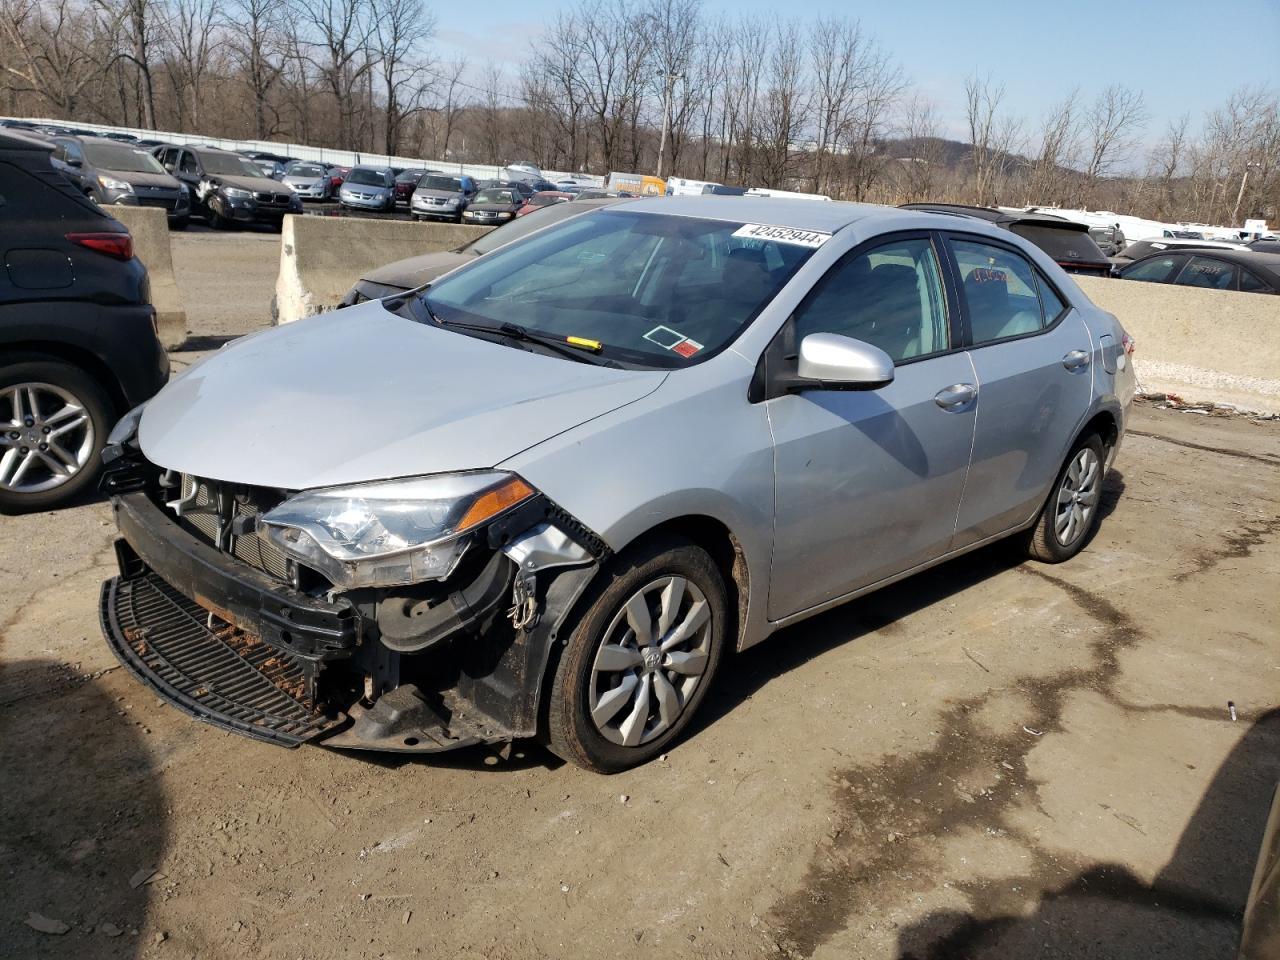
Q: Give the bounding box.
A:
[766,234,976,620]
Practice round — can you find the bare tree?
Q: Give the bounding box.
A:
[163,0,221,130]
[0,0,103,117]
[368,0,434,155]
[893,92,945,203]
[1026,93,1079,205]
[1081,84,1147,199]
[754,21,807,188]
[225,0,285,139]
[95,0,163,128]
[298,0,374,150]
[964,73,1021,205]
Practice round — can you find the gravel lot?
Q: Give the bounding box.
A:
[2,231,1278,959]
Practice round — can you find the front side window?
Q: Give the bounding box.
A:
[178,151,199,174]
[423,210,815,368]
[952,239,1047,345]
[793,237,949,363]
[1123,255,1181,283]
[1175,256,1236,290]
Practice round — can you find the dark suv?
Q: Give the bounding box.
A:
[900,203,1113,277]
[1,131,169,510]
[49,135,192,229]
[153,144,301,230]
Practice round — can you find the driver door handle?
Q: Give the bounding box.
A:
[934,383,977,410]
[1062,350,1091,371]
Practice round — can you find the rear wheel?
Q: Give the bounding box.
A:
[0,360,112,512]
[546,537,727,772]
[1024,434,1107,563]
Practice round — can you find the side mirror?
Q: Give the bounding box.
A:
[67,157,83,168]
[793,333,894,390]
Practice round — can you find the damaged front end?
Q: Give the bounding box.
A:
[97,429,607,755]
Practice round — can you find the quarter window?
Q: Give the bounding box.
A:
[179,151,199,174]
[1175,256,1236,290]
[1239,269,1270,294]
[793,237,949,363]
[952,239,1048,345]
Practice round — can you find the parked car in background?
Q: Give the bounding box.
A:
[1112,237,1247,265]
[282,160,332,200]
[575,189,633,200]
[556,182,585,195]
[98,197,1133,772]
[1246,237,1280,254]
[154,144,301,230]
[410,173,477,222]
[249,157,286,180]
[901,203,1113,277]
[393,169,428,204]
[242,150,294,166]
[462,186,524,224]
[517,190,573,216]
[477,178,537,201]
[666,177,722,196]
[339,197,631,306]
[338,166,396,211]
[1,129,168,511]
[1116,249,1280,294]
[328,165,350,191]
[49,135,191,229]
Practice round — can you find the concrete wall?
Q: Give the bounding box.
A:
[108,206,188,349]
[275,215,491,324]
[1075,275,1280,414]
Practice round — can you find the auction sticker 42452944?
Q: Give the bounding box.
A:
[731,223,832,248]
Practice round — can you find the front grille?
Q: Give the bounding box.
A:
[101,572,343,745]
[173,474,293,583]
[254,191,292,205]
[137,196,176,211]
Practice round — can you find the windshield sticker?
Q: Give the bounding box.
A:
[731,223,831,248]
[673,339,703,358]
[643,326,686,349]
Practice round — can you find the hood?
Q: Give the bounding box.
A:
[344,181,391,193]
[102,168,180,190]
[214,174,279,192]
[283,174,323,187]
[362,250,472,287]
[138,303,666,489]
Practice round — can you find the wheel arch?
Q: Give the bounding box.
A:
[0,341,129,415]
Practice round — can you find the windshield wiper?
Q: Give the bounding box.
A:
[429,315,620,367]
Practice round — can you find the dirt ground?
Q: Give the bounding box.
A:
[2,232,1278,959]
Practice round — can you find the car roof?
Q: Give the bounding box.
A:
[1129,247,1280,281]
[0,129,56,153]
[622,195,921,234]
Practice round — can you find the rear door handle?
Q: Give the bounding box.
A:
[1062,350,1091,371]
[934,383,977,410]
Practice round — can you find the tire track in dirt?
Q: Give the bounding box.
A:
[762,520,1277,956]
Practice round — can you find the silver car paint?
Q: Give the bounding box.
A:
[138,306,666,488]
[136,196,1133,652]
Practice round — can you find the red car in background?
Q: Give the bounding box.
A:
[328,165,350,191]
[517,190,574,217]
[394,169,428,204]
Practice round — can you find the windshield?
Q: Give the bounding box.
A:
[287,162,326,177]
[202,153,263,177]
[424,210,814,368]
[1010,224,1106,263]
[82,142,166,174]
[475,189,516,204]
[396,169,424,182]
[346,168,386,186]
[420,175,463,192]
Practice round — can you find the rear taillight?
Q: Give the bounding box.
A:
[1121,333,1136,355]
[66,232,133,261]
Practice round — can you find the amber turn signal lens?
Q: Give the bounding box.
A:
[456,476,535,531]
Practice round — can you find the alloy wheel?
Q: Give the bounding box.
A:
[1054,446,1101,547]
[588,576,713,747]
[0,382,96,494]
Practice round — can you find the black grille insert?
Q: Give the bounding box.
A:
[100,572,344,745]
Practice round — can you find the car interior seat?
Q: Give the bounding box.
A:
[964,268,1039,341]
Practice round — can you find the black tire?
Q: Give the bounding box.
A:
[0,358,113,513]
[170,216,190,231]
[208,207,231,230]
[1024,433,1107,563]
[546,536,727,773]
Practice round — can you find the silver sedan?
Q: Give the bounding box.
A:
[100,197,1135,772]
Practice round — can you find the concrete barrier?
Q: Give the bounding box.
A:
[1075,275,1280,414]
[275,215,491,324]
[109,205,188,349]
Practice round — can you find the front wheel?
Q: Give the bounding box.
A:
[0,360,112,512]
[1023,434,1107,562]
[546,537,727,772]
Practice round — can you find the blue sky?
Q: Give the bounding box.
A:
[435,0,1277,144]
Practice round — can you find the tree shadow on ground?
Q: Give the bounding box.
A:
[894,709,1280,960]
[0,659,167,957]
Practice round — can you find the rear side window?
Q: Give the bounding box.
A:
[794,237,949,363]
[1175,256,1235,290]
[952,239,1047,345]
[1239,270,1270,294]
[1124,256,1181,283]
[179,151,198,174]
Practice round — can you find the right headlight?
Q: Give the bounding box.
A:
[260,471,535,588]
